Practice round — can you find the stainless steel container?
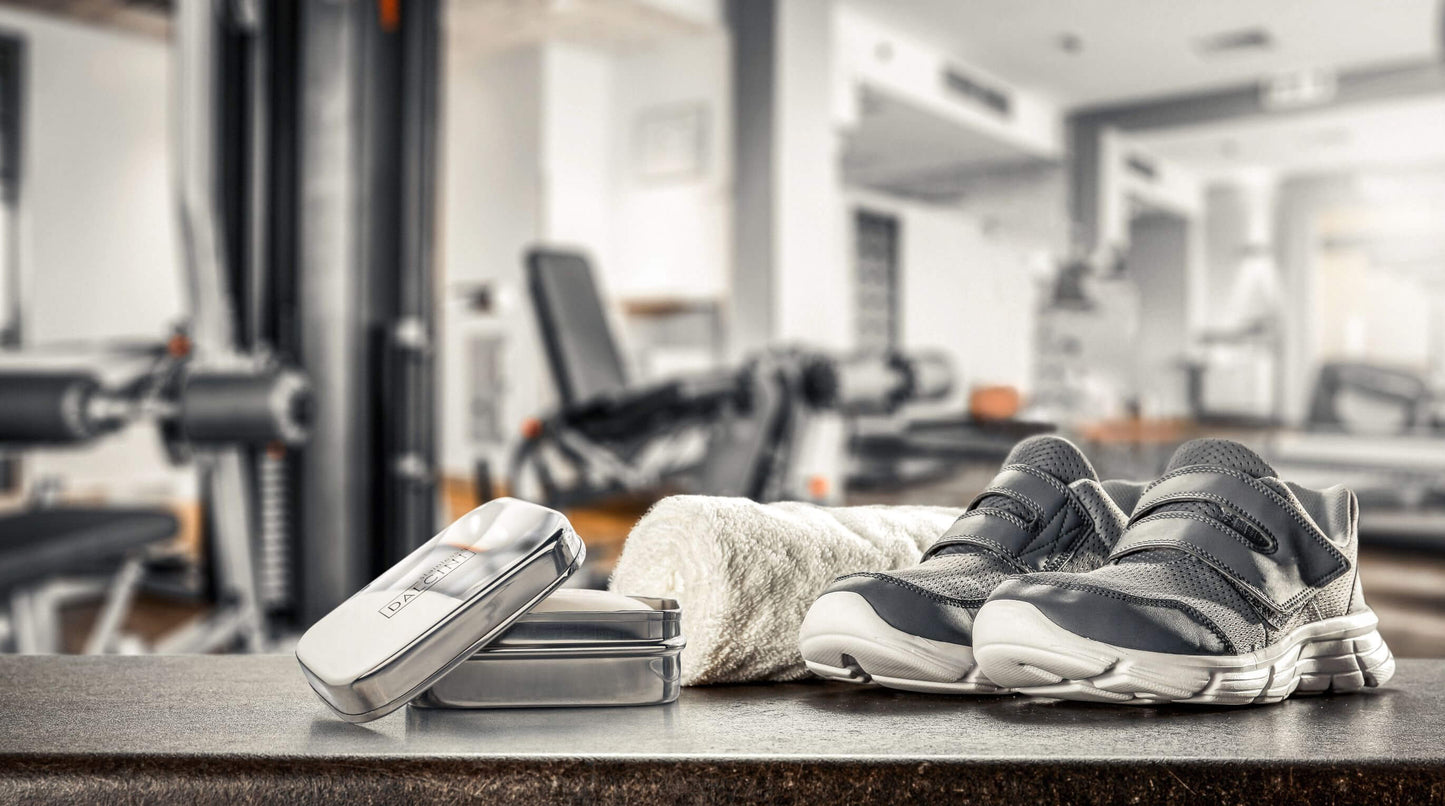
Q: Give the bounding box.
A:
[414,591,684,709]
[296,498,585,723]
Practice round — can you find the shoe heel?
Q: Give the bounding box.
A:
[1296,628,1395,694]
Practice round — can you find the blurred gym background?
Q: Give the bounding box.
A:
[1,0,1443,658]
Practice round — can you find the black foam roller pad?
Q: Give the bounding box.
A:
[176,369,311,446]
[0,372,104,444]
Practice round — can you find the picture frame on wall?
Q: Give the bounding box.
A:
[634,101,708,183]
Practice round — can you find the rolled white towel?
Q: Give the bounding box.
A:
[608,495,959,685]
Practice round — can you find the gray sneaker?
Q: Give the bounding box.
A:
[798,436,1135,693]
[974,438,1395,705]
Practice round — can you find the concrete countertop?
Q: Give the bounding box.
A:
[0,655,1441,804]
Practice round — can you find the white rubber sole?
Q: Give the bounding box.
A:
[973,599,1396,705]
[798,591,1007,694]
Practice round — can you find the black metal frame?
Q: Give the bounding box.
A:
[287,0,441,623]
[197,0,440,625]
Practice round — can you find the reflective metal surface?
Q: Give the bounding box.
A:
[415,593,684,709]
[414,637,684,709]
[295,498,584,723]
[494,592,681,646]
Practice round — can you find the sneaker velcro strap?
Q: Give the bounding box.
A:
[1132,468,1327,553]
[972,465,1072,524]
[923,465,1072,566]
[1111,468,1349,614]
[925,512,1033,568]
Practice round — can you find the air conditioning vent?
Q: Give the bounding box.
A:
[940,66,1011,119]
[1196,27,1274,57]
[1125,153,1158,181]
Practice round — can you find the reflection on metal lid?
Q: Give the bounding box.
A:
[296,498,585,723]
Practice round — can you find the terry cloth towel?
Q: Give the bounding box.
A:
[608,495,959,685]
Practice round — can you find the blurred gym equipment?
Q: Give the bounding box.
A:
[512,248,955,506]
[0,0,447,651]
[0,347,311,653]
[1266,361,1445,550]
[1307,362,1438,435]
[1181,322,1286,430]
[0,508,176,654]
[844,416,1054,492]
[173,0,443,625]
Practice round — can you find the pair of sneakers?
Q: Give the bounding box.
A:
[798,435,1395,705]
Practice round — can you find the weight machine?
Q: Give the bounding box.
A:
[512,248,955,506]
[0,0,446,650]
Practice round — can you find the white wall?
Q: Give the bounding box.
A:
[540,42,615,270]
[842,157,1068,407]
[1316,250,1432,368]
[442,46,542,292]
[438,29,733,475]
[774,0,850,349]
[0,9,187,500]
[0,8,181,346]
[609,30,732,302]
[1127,212,1196,416]
[438,43,544,473]
[847,189,1040,403]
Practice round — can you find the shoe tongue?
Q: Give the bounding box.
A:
[975,435,1096,520]
[1164,438,1276,478]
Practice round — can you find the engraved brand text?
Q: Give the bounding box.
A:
[379,549,475,617]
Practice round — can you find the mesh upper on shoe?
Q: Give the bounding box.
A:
[878,435,1115,604]
[888,552,1014,603]
[1019,438,1357,654]
[1004,435,1099,485]
[1164,438,1277,479]
[1271,568,1359,640]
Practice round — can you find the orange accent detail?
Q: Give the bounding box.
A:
[166,333,192,358]
[520,417,544,440]
[265,441,286,461]
[378,0,401,32]
[808,475,830,500]
[968,385,1022,421]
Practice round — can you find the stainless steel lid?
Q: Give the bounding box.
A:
[296,497,585,723]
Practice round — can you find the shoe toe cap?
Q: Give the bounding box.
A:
[987,576,1231,656]
[820,573,977,646]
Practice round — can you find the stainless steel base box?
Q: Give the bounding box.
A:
[414,591,684,709]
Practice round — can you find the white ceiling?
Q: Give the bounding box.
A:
[840,0,1441,108]
[842,87,1049,197]
[1134,94,1445,178]
[448,0,720,55]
